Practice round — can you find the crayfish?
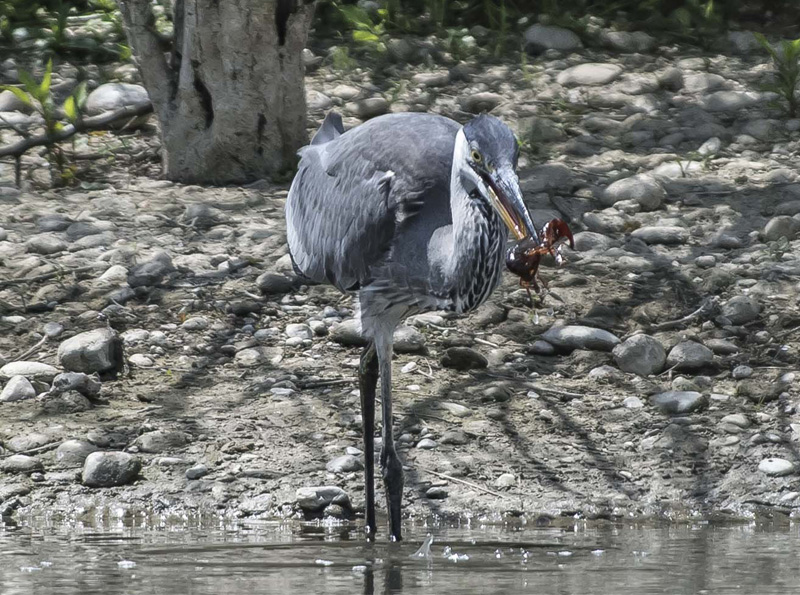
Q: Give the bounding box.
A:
[505,218,574,304]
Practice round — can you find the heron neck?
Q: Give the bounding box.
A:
[446,130,507,309]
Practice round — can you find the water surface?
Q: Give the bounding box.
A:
[1,516,798,594]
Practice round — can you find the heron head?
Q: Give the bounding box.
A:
[459,115,536,241]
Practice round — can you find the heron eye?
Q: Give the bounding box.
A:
[471,150,482,163]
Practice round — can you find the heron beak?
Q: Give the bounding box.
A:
[481,167,537,242]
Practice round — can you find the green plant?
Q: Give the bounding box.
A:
[755,32,800,117]
[335,2,388,55]
[330,45,357,71]
[1,59,88,185]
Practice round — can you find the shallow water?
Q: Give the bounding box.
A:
[1,516,799,594]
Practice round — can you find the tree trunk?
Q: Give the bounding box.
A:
[118,0,316,184]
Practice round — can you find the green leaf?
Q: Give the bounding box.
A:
[38,59,53,100]
[17,68,39,97]
[73,81,88,109]
[0,85,32,107]
[352,30,379,43]
[62,95,76,122]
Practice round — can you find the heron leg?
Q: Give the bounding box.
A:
[375,331,403,541]
[359,342,378,539]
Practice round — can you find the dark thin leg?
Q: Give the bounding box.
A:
[359,343,378,539]
[376,333,403,541]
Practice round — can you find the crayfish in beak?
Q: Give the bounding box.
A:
[505,218,574,304]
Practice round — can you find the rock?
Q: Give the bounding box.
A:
[55,439,98,466]
[703,90,759,112]
[573,231,613,252]
[235,348,265,367]
[285,323,313,340]
[82,451,141,487]
[128,354,153,367]
[0,375,36,402]
[695,255,716,268]
[666,341,714,372]
[732,365,753,380]
[440,347,488,370]
[600,30,655,52]
[698,137,722,156]
[127,252,175,288]
[728,31,760,53]
[85,83,149,115]
[657,67,683,91]
[0,89,32,113]
[630,226,689,245]
[529,340,556,355]
[440,430,468,445]
[135,430,189,453]
[623,396,644,408]
[541,325,620,352]
[295,485,351,511]
[721,296,760,325]
[331,319,367,347]
[50,372,101,397]
[186,464,209,479]
[0,361,59,383]
[306,89,332,110]
[6,432,51,452]
[425,487,448,499]
[523,24,582,53]
[26,233,67,255]
[612,334,666,376]
[601,174,664,211]
[94,265,129,288]
[239,493,274,515]
[411,71,450,87]
[522,116,566,143]
[41,390,92,413]
[181,316,209,331]
[1,454,43,474]
[256,272,296,294]
[345,97,389,119]
[416,438,437,449]
[683,73,726,94]
[494,473,517,488]
[393,326,426,354]
[557,63,622,87]
[720,413,750,433]
[439,402,472,417]
[37,214,72,232]
[705,339,739,355]
[58,328,122,374]
[326,455,363,474]
[459,92,504,113]
[650,391,707,415]
[65,221,103,240]
[758,458,794,477]
[764,216,800,241]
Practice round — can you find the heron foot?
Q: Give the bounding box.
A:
[381,448,404,541]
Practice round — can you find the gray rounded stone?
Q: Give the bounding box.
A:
[326,455,363,474]
[0,361,59,383]
[666,341,714,372]
[295,486,351,511]
[393,325,426,354]
[612,334,666,376]
[58,328,122,374]
[285,323,313,340]
[440,347,488,370]
[541,325,620,352]
[630,226,689,245]
[524,24,583,53]
[758,458,794,477]
[82,451,141,487]
[557,63,623,87]
[0,375,36,402]
[721,296,760,325]
[134,430,189,454]
[256,272,296,294]
[764,216,799,241]
[55,439,99,467]
[26,233,67,255]
[85,83,149,115]
[601,174,664,211]
[650,391,707,415]
[330,319,367,347]
[1,454,43,474]
[186,464,209,480]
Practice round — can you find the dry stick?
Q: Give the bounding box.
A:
[0,264,104,289]
[0,101,153,159]
[649,297,715,332]
[11,335,48,363]
[418,466,510,500]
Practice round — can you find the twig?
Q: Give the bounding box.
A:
[649,297,715,332]
[10,336,48,363]
[417,466,511,500]
[474,337,499,348]
[0,264,104,289]
[527,383,584,399]
[0,101,153,159]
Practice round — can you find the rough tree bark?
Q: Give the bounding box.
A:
[118,0,316,183]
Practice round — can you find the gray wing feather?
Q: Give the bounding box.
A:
[286,113,459,292]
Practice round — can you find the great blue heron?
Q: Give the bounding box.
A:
[285,111,539,541]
